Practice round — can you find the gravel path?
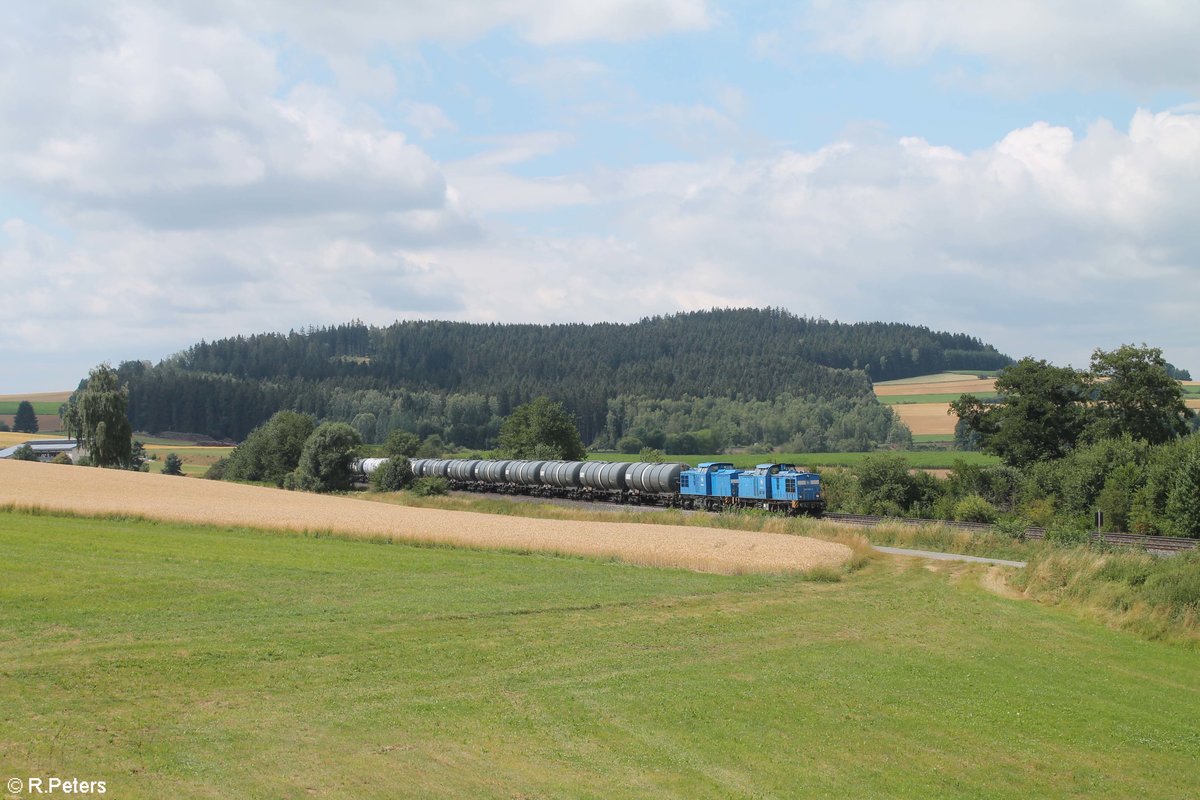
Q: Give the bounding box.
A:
[873,545,1026,568]
[0,460,850,575]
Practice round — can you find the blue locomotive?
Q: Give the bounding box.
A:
[357,457,825,516]
[679,461,824,514]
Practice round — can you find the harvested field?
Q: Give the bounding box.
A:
[0,460,850,575]
[0,413,64,432]
[889,402,959,435]
[0,390,71,404]
[874,377,997,397]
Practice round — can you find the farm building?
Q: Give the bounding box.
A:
[0,439,84,463]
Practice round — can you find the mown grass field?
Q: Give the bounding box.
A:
[143,445,234,475]
[587,450,1000,469]
[912,433,955,443]
[1,511,1198,799]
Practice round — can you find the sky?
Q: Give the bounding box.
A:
[2,1,1198,391]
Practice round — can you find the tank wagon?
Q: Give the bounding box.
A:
[357,457,824,516]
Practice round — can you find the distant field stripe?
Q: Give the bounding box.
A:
[586,451,999,469]
[911,434,955,443]
[878,393,999,405]
[872,372,972,386]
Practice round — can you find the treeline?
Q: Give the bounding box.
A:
[850,345,1199,536]
[599,394,907,453]
[826,433,1200,538]
[116,308,1008,446]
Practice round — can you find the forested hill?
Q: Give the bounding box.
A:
[118,308,1010,445]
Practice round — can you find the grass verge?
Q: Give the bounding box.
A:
[1013,547,1200,645]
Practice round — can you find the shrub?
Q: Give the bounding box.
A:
[952,494,999,523]
[411,476,450,496]
[51,452,73,465]
[383,429,421,459]
[616,435,643,454]
[417,435,446,459]
[289,422,362,493]
[11,444,37,461]
[370,457,414,492]
[855,454,920,514]
[1044,521,1090,546]
[993,516,1030,540]
[206,457,229,480]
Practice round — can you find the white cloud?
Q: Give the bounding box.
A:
[804,0,1200,92]
[438,110,1200,369]
[402,102,458,139]
[165,0,712,48]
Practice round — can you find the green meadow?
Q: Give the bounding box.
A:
[1,510,1197,799]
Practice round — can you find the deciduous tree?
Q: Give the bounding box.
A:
[951,358,1091,467]
[75,364,133,468]
[497,397,586,460]
[285,422,362,493]
[1090,344,1193,444]
[383,429,421,459]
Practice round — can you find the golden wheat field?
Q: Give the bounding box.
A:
[0,460,850,574]
[0,431,70,447]
[889,403,959,435]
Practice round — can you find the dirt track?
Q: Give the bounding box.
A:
[0,460,850,575]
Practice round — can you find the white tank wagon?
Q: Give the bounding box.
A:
[353,457,389,477]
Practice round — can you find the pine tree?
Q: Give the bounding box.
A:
[13,400,38,433]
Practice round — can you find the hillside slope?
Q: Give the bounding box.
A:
[113,308,1010,446]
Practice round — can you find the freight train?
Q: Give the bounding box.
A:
[355,457,825,516]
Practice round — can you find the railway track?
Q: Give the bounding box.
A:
[823,513,1198,553]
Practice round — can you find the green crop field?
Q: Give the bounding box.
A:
[0,401,63,415]
[1,510,1196,798]
[588,450,1000,469]
[877,393,1001,405]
